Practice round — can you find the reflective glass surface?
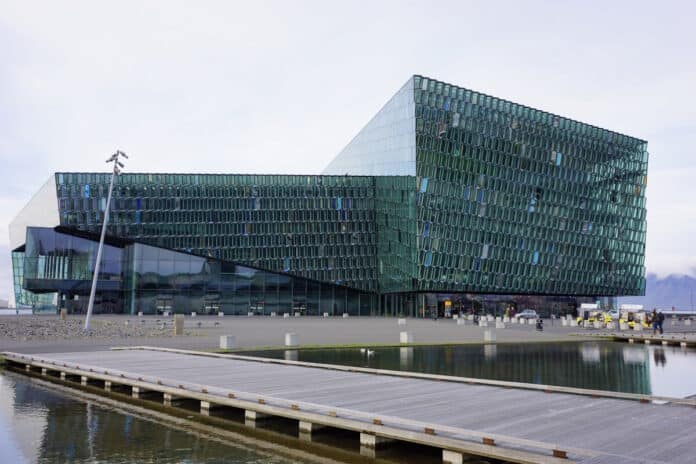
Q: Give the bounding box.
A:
[20,227,373,315]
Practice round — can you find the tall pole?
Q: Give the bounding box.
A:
[84,151,127,331]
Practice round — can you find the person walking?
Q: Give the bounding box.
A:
[658,311,665,335]
[651,309,658,335]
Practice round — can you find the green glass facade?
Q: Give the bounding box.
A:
[412,75,647,296]
[9,74,647,315]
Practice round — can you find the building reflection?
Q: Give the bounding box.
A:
[268,343,654,395]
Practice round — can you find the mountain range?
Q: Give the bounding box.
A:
[619,273,696,310]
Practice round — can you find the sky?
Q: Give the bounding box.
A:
[1,0,695,304]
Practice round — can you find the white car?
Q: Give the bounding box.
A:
[515,309,538,320]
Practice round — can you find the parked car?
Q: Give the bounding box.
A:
[515,309,538,320]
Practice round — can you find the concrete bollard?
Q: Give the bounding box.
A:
[283,313,290,318]
[487,315,494,322]
[452,314,458,320]
[285,333,298,347]
[219,335,235,349]
[342,313,349,318]
[496,321,505,329]
[510,317,517,324]
[593,321,602,329]
[270,312,276,317]
[399,331,413,344]
[561,319,568,327]
[60,308,67,320]
[294,312,301,317]
[191,312,197,317]
[323,312,329,317]
[218,312,224,317]
[484,329,496,342]
[247,311,254,317]
[620,322,629,331]
[174,314,184,336]
[495,316,502,322]
[397,318,406,325]
[138,311,143,317]
[570,320,578,327]
[634,324,643,331]
[467,315,474,321]
[163,311,170,317]
[457,318,466,326]
[478,320,488,327]
[606,322,616,330]
[685,319,692,326]
[503,316,510,323]
[519,318,526,325]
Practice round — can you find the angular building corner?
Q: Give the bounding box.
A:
[9,75,648,316]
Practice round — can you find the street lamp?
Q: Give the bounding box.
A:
[84,150,128,331]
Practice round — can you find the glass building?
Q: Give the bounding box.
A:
[9,75,648,316]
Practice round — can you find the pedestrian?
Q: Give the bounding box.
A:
[658,311,665,335]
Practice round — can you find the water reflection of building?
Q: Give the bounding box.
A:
[310,344,653,394]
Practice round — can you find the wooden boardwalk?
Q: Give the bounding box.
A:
[4,347,695,464]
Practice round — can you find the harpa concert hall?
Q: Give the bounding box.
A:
[9,75,648,317]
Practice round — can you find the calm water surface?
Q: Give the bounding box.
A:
[249,341,696,398]
[0,372,305,464]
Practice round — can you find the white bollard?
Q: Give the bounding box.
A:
[484,329,496,342]
[247,311,254,317]
[519,318,526,325]
[467,315,474,321]
[218,312,224,317]
[294,312,301,317]
[283,313,290,318]
[398,318,406,325]
[496,321,505,329]
[285,333,298,347]
[323,312,329,317]
[503,316,510,323]
[270,312,276,317]
[342,313,349,318]
[570,320,578,327]
[685,319,692,326]
[510,317,518,324]
[138,311,143,317]
[163,311,170,317]
[593,321,602,329]
[495,316,502,322]
[620,322,629,331]
[452,314,459,320]
[487,315,494,322]
[606,322,616,330]
[457,318,466,326]
[478,320,488,327]
[399,331,413,344]
[561,319,568,327]
[219,335,235,350]
[191,312,197,317]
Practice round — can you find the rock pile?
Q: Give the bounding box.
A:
[0,317,179,341]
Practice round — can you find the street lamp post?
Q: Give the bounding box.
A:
[84,150,128,331]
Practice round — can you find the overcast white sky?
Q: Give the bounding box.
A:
[1,0,695,303]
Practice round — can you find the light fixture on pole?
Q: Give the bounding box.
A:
[84,150,128,331]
